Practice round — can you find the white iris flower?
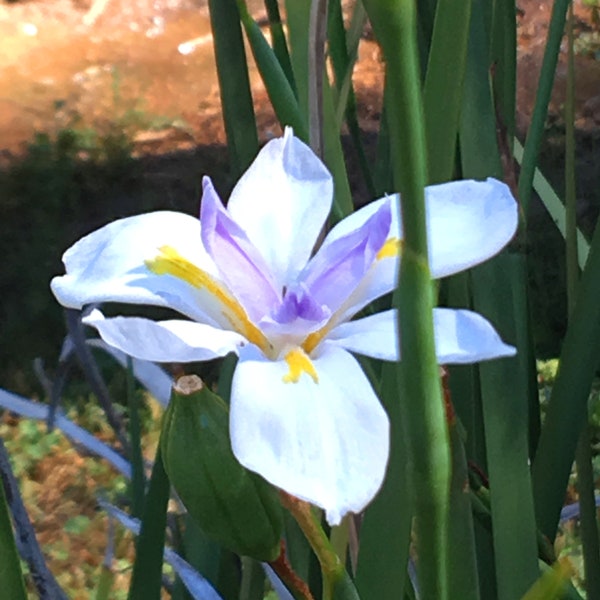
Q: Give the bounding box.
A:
[51,128,517,525]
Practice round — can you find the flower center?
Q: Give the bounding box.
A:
[282,348,319,384]
[146,245,272,354]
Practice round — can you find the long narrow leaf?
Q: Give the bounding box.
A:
[513,139,589,269]
[208,0,259,178]
[126,357,146,518]
[355,364,412,599]
[517,0,570,218]
[490,0,516,139]
[0,463,27,600]
[237,1,307,140]
[264,0,296,95]
[532,214,600,540]
[127,443,170,600]
[472,255,540,600]
[423,0,472,183]
[446,401,480,600]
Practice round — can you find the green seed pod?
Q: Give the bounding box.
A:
[161,375,283,561]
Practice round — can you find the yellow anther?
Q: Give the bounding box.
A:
[302,328,327,355]
[282,348,319,384]
[146,246,271,354]
[376,237,402,261]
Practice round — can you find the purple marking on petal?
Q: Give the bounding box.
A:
[299,201,392,314]
[200,177,281,322]
[271,283,329,324]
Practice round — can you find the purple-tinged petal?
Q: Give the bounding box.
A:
[298,200,391,314]
[258,286,331,349]
[315,178,517,322]
[230,343,389,525]
[227,128,333,288]
[271,283,329,324]
[201,178,281,322]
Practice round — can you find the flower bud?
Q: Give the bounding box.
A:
[161,375,283,561]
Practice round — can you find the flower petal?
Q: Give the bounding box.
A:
[83,309,246,362]
[426,178,518,278]
[200,177,281,322]
[230,343,389,525]
[325,178,517,279]
[432,308,516,363]
[327,308,516,364]
[326,309,399,361]
[298,200,391,314]
[51,211,247,329]
[226,128,333,287]
[317,179,517,319]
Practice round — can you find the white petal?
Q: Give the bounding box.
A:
[230,343,389,525]
[426,178,518,278]
[83,309,246,363]
[327,309,399,361]
[324,179,517,279]
[317,179,518,319]
[51,211,236,327]
[227,128,333,287]
[432,308,516,363]
[328,308,515,364]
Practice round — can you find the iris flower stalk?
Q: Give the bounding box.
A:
[52,128,517,525]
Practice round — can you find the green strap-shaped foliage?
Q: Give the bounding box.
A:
[237,1,307,140]
[263,0,296,95]
[0,473,27,600]
[355,364,413,598]
[208,0,259,179]
[126,356,146,519]
[517,0,569,218]
[532,214,600,540]
[127,443,170,600]
[472,257,540,600]
[422,0,472,183]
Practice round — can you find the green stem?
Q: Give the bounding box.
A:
[362,1,450,598]
[279,493,360,600]
[280,493,342,598]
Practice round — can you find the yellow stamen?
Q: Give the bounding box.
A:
[376,237,402,260]
[282,348,319,384]
[302,327,328,355]
[146,246,271,353]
